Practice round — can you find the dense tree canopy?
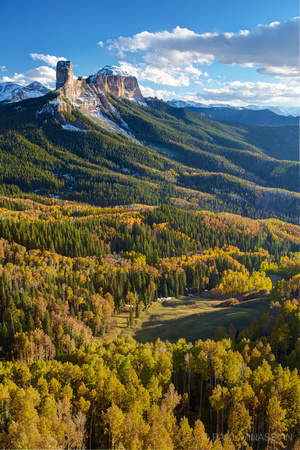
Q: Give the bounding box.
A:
[0,196,298,448]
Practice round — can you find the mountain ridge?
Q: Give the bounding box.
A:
[0,87,298,224]
[0,81,50,103]
[168,99,300,117]
[1,62,298,128]
[167,100,300,126]
[0,60,298,225]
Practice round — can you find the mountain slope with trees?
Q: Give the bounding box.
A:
[0,90,299,449]
[0,195,298,449]
[0,92,299,224]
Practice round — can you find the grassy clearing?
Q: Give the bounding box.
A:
[120,294,270,343]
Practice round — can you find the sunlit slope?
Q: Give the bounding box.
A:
[0,93,298,223]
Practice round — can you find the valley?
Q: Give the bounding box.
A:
[0,61,298,449]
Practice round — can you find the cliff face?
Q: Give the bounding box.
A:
[87,66,144,101]
[54,60,145,134]
[89,73,143,100]
[56,61,144,110]
[56,61,73,92]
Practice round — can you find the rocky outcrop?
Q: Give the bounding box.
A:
[56,61,74,99]
[55,61,144,108]
[54,61,145,135]
[86,66,144,101]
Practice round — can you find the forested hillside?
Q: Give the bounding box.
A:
[0,196,298,448]
[0,91,299,449]
[180,104,300,127]
[0,92,299,224]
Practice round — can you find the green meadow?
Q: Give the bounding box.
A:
[120,294,270,343]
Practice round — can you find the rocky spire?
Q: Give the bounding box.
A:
[56,61,73,98]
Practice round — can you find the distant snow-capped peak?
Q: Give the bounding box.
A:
[0,81,50,103]
[168,99,207,108]
[26,81,49,91]
[167,99,300,117]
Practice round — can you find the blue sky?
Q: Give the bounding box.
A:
[1,0,299,106]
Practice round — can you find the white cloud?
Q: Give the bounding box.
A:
[117,62,140,78]
[139,65,190,86]
[118,60,205,87]
[98,41,104,47]
[109,17,299,82]
[155,89,176,98]
[139,85,155,97]
[118,61,192,86]
[1,66,56,88]
[256,65,299,81]
[139,84,175,99]
[181,81,300,107]
[30,53,67,67]
[0,66,7,71]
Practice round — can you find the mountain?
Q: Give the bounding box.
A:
[168,100,300,117]
[248,105,300,117]
[188,106,298,126]
[54,60,145,134]
[0,63,299,450]
[0,81,50,103]
[0,60,298,225]
[53,61,299,159]
[167,100,299,126]
[56,60,144,106]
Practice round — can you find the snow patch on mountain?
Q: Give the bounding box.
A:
[88,66,132,84]
[62,124,87,132]
[0,81,50,103]
[88,107,140,143]
[168,100,207,108]
[132,98,148,107]
[36,98,59,118]
[96,65,131,77]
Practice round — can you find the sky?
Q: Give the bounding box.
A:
[0,0,299,107]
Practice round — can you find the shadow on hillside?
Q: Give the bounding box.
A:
[133,296,270,344]
[161,299,197,308]
[161,297,217,308]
